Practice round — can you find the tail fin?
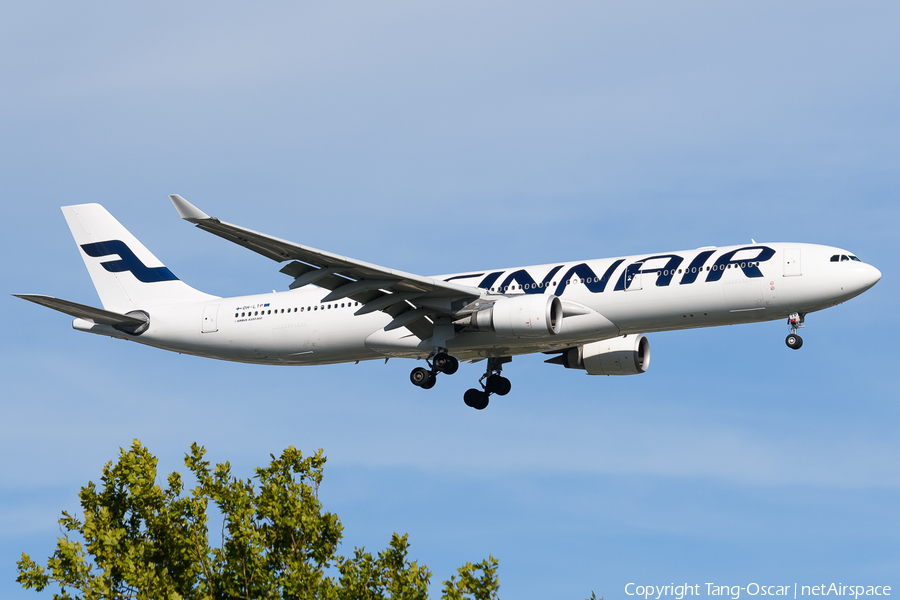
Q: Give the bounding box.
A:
[62,203,215,311]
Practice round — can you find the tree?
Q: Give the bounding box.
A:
[17,441,499,600]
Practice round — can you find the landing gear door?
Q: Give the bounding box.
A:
[783,248,802,277]
[202,304,219,333]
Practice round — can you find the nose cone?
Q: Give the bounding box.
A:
[864,264,882,289]
[847,262,882,296]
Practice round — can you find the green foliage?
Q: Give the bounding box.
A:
[17,441,499,600]
[440,557,500,600]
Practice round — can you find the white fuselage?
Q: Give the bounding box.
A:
[73,242,881,365]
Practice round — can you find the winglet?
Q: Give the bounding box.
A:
[169,194,210,222]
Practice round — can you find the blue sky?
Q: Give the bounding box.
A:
[2,2,898,598]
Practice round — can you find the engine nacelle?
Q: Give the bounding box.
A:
[556,334,650,375]
[456,295,563,337]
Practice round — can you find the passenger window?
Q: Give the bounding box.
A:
[235,313,238,318]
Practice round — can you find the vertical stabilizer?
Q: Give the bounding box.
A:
[62,204,215,311]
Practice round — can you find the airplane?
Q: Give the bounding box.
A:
[16,196,881,410]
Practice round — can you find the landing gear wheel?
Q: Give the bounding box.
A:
[410,367,432,387]
[420,372,437,389]
[785,334,803,350]
[433,353,459,375]
[485,374,511,396]
[464,389,489,410]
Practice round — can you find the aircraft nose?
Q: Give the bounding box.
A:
[866,264,882,288]
[849,262,882,294]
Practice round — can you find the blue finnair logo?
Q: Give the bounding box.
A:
[80,240,178,283]
[444,245,777,295]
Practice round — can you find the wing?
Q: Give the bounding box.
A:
[169,195,482,339]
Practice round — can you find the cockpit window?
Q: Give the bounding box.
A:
[850,255,861,262]
[830,255,839,262]
[841,255,849,261]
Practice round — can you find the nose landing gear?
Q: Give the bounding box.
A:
[785,312,805,350]
[463,356,512,410]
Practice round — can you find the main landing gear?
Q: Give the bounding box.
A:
[409,351,459,391]
[785,312,805,350]
[463,357,512,411]
[409,352,513,411]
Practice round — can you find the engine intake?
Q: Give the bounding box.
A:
[550,334,650,375]
[455,295,563,337]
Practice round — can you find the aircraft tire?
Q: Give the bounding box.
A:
[410,367,431,386]
[785,334,803,350]
[464,388,481,407]
[434,353,459,375]
[495,376,512,396]
[472,392,490,410]
[485,374,504,394]
[421,372,437,389]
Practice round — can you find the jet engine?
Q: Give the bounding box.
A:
[455,295,563,337]
[548,334,650,375]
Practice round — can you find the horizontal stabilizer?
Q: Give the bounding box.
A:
[13,294,148,327]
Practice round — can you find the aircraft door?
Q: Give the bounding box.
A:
[783,248,802,277]
[201,304,219,333]
[625,268,642,291]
